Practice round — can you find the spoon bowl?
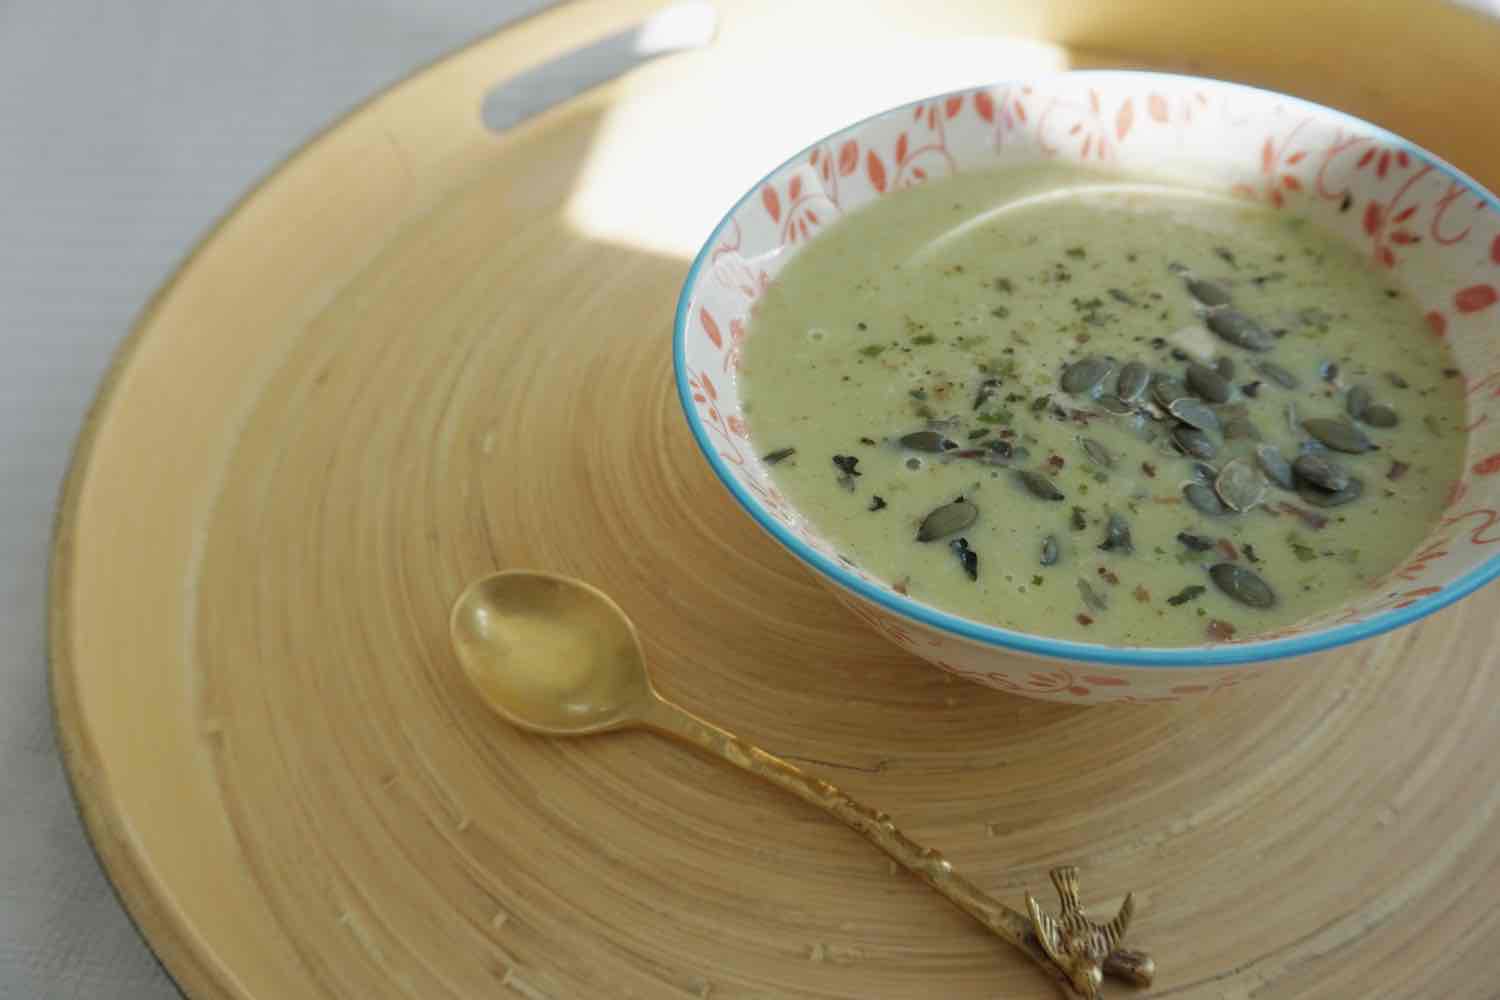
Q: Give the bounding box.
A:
[450,570,653,735]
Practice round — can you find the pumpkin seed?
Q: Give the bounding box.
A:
[1297,475,1365,508]
[1206,308,1276,351]
[1169,397,1222,434]
[1188,461,1219,486]
[1215,458,1268,512]
[1177,531,1216,552]
[1173,425,1217,460]
[899,430,959,452]
[1040,534,1060,566]
[1186,361,1232,403]
[1077,578,1109,612]
[1303,417,1377,454]
[1116,361,1151,402]
[1184,481,1230,516]
[1254,444,1296,490]
[1214,356,1236,380]
[1079,436,1115,468]
[1188,278,1233,307]
[1363,403,1400,428]
[1209,563,1277,608]
[916,499,978,541]
[1346,384,1372,422]
[1152,374,1191,409]
[1095,394,1136,416]
[1060,356,1117,396]
[1255,360,1300,389]
[1292,453,1351,492]
[1015,469,1066,501]
[1099,511,1133,553]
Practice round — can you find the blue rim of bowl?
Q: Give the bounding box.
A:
[674,69,1500,668]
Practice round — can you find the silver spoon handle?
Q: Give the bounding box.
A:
[641,696,1079,995]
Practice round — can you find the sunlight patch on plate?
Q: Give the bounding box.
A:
[564,37,1071,259]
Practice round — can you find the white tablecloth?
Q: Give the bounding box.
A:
[0,4,549,996]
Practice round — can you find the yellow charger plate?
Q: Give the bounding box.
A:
[50,2,1500,996]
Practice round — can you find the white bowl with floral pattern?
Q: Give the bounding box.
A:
[675,71,1500,704]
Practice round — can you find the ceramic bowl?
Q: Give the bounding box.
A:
[674,71,1500,704]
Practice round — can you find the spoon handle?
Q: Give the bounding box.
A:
[641,696,1078,994]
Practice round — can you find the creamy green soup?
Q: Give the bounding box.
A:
[741,166,1466,646]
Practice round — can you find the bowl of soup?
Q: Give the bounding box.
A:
[674,71,1500,703]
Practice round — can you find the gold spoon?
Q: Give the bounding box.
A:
[450,570,1153,998]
